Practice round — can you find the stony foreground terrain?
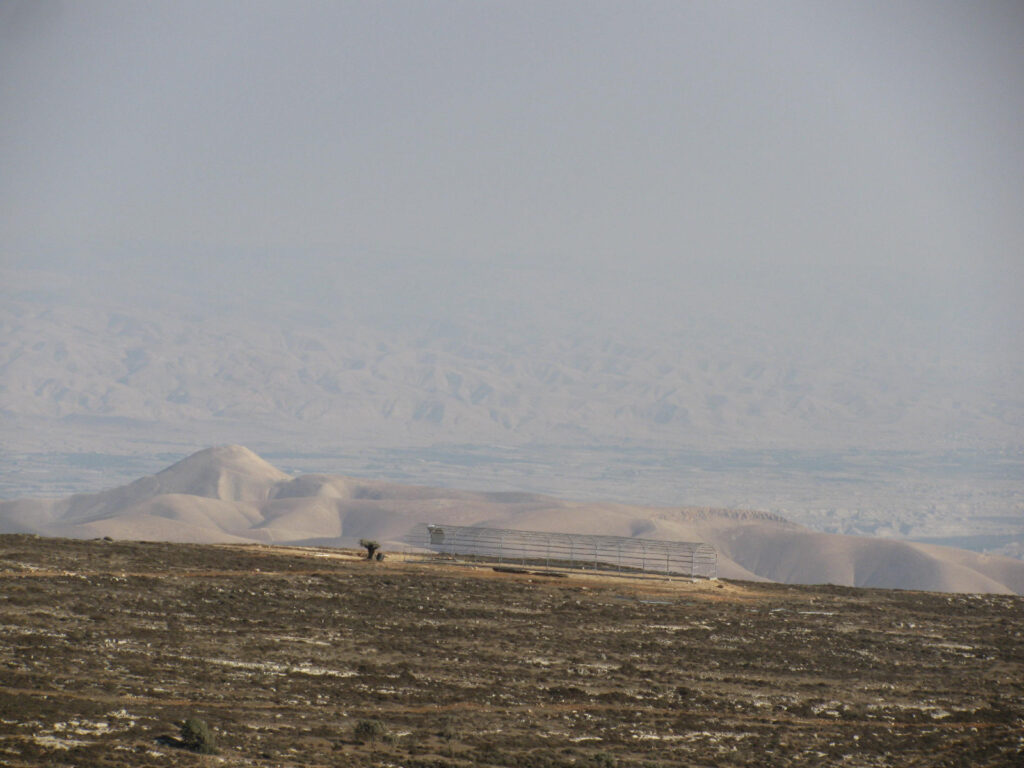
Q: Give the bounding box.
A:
[1,535,1022,767]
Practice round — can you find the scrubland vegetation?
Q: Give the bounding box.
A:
[1,534,1021,766]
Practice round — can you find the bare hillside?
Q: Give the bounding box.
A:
[2,446,1022,595]
[1,535,1021,767]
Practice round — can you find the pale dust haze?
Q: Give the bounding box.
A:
[1,2,1022,555]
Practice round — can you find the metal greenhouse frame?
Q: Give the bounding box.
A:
[404,523,717,579]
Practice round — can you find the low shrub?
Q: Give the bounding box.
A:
[359,539,381,560]
[354,717,387,746]
[180,718,217,754]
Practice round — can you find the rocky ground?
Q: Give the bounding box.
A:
[0,534,1021,767]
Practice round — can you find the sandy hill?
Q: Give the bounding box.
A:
[2,446,1021,595]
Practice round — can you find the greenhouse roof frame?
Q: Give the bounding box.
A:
[404,523,717,579]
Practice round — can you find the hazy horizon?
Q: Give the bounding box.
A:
[1,2,1022,551]
[4,2,1022,334]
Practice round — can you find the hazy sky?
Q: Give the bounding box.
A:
[2,1,1022,358]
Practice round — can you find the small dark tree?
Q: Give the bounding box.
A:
[180,718,217,754]
[354,718,387,754]
[359,539,381,560]
[440,717,458,757]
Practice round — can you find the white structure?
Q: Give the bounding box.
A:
[404,523,717,579]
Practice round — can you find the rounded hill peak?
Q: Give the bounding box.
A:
[151,445,290,501]
[177,444,275,465]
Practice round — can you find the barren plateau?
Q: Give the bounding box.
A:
[1,534,1022,767]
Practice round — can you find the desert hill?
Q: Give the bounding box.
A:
[1,445,1021,594]
[4,274,1022,564]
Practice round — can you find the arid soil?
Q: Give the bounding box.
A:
[1,534,1021,767]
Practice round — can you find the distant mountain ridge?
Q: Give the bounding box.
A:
[3,279,1021,454]
[2,446,1021,595]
